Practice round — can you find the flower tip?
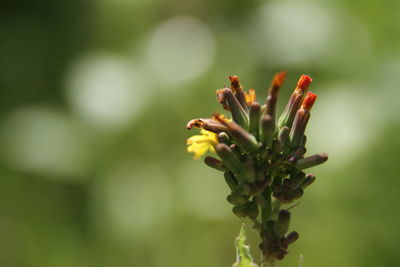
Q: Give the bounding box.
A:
[301,91,317,110]
[297,75,313,91]
[228,75,239,83]
[228,75,241,89]
[319,152,328,161]
[186,119,196,130]
[273,71,287,87]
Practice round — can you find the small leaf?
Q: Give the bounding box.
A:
[232,224,259,267]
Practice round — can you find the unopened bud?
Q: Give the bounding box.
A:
[275,210,291,237]
[292,188,304,200]
[218,132,231,145]
[266,71,286,119]
[229,75,248,111]
[271,139,281,156]
[249,102,261,138]
[214,114,258,153]
[295,153,328,170]
[246,201,259,219]
[224,171,238,191]
[300,174,316,189]
[186,118,228,133]
[222,89,249,128]
[278,75,312,129]
[235,184,251,195]
[285,231,299,245]
[288,147,306,162]
[289,109,310,150]
[289,92,317,149]
[227,193,247,205]
[232,205,247,217]
[243,159,256,183]
[215,143,243,174]
[301,91,317,110]
[278,126,290,149]
[287,172,306,189]
[204,156,225,172]
[261,115,275,146]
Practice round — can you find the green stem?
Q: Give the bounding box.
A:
[272,199,282,219]
[261,189,272,228]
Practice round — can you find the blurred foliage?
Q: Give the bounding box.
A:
[1,0,400,266]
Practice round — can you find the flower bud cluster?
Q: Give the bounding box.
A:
[186,73,328,261]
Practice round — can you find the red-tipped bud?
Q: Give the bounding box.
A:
[296,75,313,91]
[301,91,317,110]
[272,71,287,88]
[266,71,286,119]
[228,75,248,111]
[278,75,312,129]
[229,75,240,89]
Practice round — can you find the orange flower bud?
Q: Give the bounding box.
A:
[301,91,317,111]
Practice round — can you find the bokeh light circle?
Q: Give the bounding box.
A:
[147,16,216,85]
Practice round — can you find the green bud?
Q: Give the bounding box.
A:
[292,188,304,200]
[261,115,275,146]
[232,205,247,217]
[275,210,291,237]
[214,115,258,154]
[235,183,251,195]
[295,153,328,170]
[287,172,306,189]
[204,156,225,172]
[300,174,316,189]
[242,159,256,183]
[249,102,261,138]
[218,132,231,145]
[227,193,247,205]
[285,231,299,245]
[271,139,281,156]
[223,89,249,128]
[278,126,290,149]
[288,147,306,162]
[215,143,243,174]
[246,201,259,219]
[224,171,238,191]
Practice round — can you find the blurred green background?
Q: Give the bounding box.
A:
[1,0,400,266]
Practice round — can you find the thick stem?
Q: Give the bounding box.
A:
[261,189,272,228]
[272,199,282,219]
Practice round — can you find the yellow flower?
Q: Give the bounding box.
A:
[245,89,256,105]
[187,129,218,159]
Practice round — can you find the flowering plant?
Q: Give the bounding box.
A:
[186,73,328,266]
